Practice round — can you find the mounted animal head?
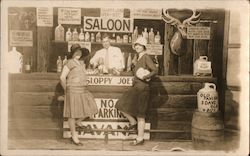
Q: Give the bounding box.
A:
[162,9,201,38]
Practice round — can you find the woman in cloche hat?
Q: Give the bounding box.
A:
[115,37,158,145]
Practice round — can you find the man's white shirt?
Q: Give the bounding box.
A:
[90,46,125,69]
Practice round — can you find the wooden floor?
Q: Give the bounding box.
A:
[8,131,239,152]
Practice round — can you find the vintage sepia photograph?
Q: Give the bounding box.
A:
[0,0,249,155]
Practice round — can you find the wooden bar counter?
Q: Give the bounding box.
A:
[8,73,217,141]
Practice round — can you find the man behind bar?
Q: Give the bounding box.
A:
[90,33,125,73]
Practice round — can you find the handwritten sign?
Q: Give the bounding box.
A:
[63,121,150,139]
[146,44,163,55]
[58,8,81,24]
[101,8,124,18]
[187,26,211,40]
[93,98,125,120]
[36,7,53,27]
[87,76,133,86]
[84,17,133,33]
[131,9,162,19]
[68,41,91,52]
[10,30,33,47]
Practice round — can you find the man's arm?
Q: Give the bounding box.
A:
[90,50,100,68]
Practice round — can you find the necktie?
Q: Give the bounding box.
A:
[104,49,109,69]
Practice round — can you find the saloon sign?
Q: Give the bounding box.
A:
[84,16,133,33]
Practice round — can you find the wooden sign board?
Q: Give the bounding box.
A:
[36,7,53,27]
[10,30,33,47]
[146,44,163,55]
[131,9,162,19]
[58,8,81,25]
[187,26,211,40]
[94,98,126,120]
[87,76,133,86]
[68,41,91,52]
[63,121,150,140]
[100,8,124,18]
[83,17,133,33]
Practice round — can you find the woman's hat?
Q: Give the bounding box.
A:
[80,47,90,58]
[133,37,147,49]
[69,44,81,59]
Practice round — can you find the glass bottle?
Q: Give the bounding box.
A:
[55,23,65,41]
[57,56,63,73]
[65,28,72,41]
[154,55,159,74]
[79,28,85,41]
[85,32,90,42]
[126,53,132,72]
[24,57,31,73]
[63,55,68,66]
[96,32,101,42]
[142,28,149,43]
[91,33,95,42]
[155,31,161,44]
[149,28,155,44]
[72,28,79,41]
[132,26,138,43]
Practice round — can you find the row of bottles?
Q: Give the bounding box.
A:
[55,24,132,43]
[132,26,161,44]
[55,24,161,44]
[56,55,68,73]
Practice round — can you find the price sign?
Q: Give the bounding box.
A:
[36,7,53,27]
[10,30,33,47]
[187,26,211,40]
[58,8,81,24]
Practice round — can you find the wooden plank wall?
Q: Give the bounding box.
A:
[9,73,216,140]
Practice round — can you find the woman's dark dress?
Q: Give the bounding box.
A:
[115,54,157,118]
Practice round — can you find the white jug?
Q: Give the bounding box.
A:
[193,56,212,76]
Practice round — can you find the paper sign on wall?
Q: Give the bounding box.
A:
[84,16,133,33]
[36,7,53,27]
[10,30,33,47]
[187,26,211,40]
[68,41,91,52]
[101,8,124,18]
[146,44,163,55]
[58,8,81,25]
[131,9,162,19]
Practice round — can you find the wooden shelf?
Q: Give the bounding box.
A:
[52,40,132,46]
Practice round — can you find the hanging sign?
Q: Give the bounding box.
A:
[131,9,162,19]
[68,41,91,52]
[36,7,53,27]
[87,76,133,86]
[93,98,125,120]
[187,26,211,40]
[63,121,150,140]
[83,17,133,33]
[58,8,81,24]
[100,8,124,18]
[146,44,163,55]
[10,30,33,47]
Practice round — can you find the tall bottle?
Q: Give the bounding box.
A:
[91,33,95,42]
[65,28,72,41]
[72,28,79,41]
[55,23,65,41]
[79,28,85,41]
[149,28,155,44]
[63,55,68,66]
[57,56,63,73]
[142,28,149,43]
[24,57,31,73]
[96,32,101,42]
[126,53,132,72]
[85,32,90,42]
[132,26,138,43]
[155,31,161,44]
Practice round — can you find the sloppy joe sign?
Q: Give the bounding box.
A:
[84,16,133,32]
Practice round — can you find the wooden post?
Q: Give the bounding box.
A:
[163,23,174,75]
[37,27,53,72]
[180,39,193,75]
[193,23,209,63]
